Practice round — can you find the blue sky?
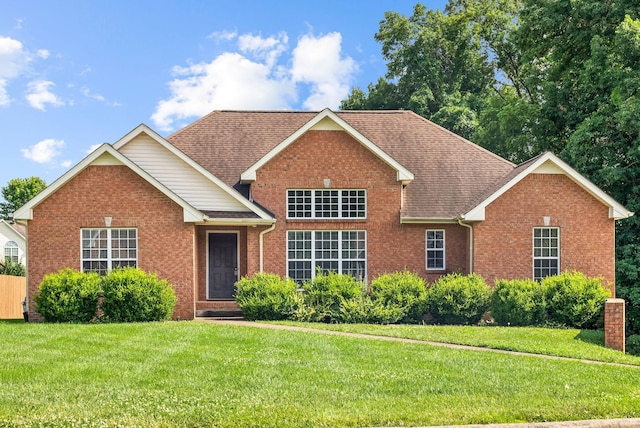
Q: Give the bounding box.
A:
[0,1,446,193]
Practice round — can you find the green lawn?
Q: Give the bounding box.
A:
[274,322,640,366]
[1,321,639,427]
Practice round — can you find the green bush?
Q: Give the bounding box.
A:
[336,294,406,324]
[426,273,492,325]
[0,259,25,276]
[100,267,176,322]
[370,270,427,323]
[627,335,640,357]
[34,268,101,323]
[543,271,611,329]
[617,285,640,335]
[491,279,547,326]
[301,271,365,322]
[235,273,298,321]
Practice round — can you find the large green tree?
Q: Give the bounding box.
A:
[341,0,521,139]
[0,177,47,220]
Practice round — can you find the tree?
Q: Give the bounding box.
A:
[0,177,46,220]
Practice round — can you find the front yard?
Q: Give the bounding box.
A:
[1,321,639,427]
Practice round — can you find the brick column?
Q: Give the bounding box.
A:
[604,298,625,352]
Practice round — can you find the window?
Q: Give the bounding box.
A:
[81,228,137,275]
[426,230,445,270]
[287,190,366,219]
[533,227,559,280]
[4,241,19,263]
[287,230,366,282]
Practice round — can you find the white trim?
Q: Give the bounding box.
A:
[425,229,446,271]
[79,227,138,274]
[400,218,460,224]
[13,144,206,223]
[286,189,367,219]
[240,108,414,184]
[114,124,273,221]
[285,229,367,282]
[464,152,633,221]
[532,226,560,281]
[206,230,240,300]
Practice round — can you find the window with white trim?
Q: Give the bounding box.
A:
[426,230,445,270]
[4,241,19,263]
[533,227,559,280]
[287,230,366,282]
[81,228,137,275]
[287,190,366,219]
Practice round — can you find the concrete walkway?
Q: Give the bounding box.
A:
[199,319,640,428]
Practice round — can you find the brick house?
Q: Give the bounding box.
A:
[15,109,633,320]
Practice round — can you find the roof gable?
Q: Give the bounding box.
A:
[464,152,633,221]
[13,144,206,222]
[114,124,273,221]
[0,220,25,241]
[239,109,414,184]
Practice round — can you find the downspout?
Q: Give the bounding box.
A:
[259,223,276,272]
[457,217,473,273]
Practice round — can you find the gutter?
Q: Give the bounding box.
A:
[456,217,474,273]
[259,222,277,272]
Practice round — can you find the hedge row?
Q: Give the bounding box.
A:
[236,271,611,329]
[34,267,176,323]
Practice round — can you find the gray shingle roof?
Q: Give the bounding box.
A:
[167,110,516,220]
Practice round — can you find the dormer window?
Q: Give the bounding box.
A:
[287,189,366,219]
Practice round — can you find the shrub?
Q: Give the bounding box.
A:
[301,271,365,323]
[235,273,298,321]
[370,270,427,323]
[627,335,640,357]
[491,279,547,326]
[0,259,25,276]
[542,271,611,329]
[426,273,492,325]
[336,294,406,324]
[617,284,640,335]
[101,267,176,322]
[34,268,101,323]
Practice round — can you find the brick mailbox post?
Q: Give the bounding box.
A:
[604,298,625,353]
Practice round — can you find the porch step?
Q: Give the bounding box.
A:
[196,308,244,318]
[196,300,243,318]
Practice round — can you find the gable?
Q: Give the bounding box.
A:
[14,144,205,222]
[240,109,414,184]
[464,152,633,221]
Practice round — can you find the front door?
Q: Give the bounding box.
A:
[208,233,238,299]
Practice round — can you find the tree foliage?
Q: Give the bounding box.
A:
[0,177,46,220]
[342,0,640,333]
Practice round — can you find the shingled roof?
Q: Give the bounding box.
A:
[166,110,516,220]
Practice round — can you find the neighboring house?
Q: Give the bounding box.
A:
[0,219,26,265]
[15,109,633,320]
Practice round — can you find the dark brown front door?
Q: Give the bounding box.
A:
[208,233,238,299]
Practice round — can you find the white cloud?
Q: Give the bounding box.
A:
[36,49,50,59]
[86,144,102,154]
[81,86,121,107]
[152,31,357,131]
[21,138,65,164]
[26,80,64,110]
[0,36,31,105]
[207,30,237,42]
[291,32,358,110]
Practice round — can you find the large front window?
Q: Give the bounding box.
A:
[533,227,559,280]
[287,230,366,282]
[287,190,366,219]
[81,228,137,275]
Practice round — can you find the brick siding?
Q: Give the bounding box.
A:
[474,173,615,291]
[250,130,470,283]
[27,165,196,321]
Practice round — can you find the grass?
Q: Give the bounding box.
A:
[0,321,639,427]
[274,322,640,366]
